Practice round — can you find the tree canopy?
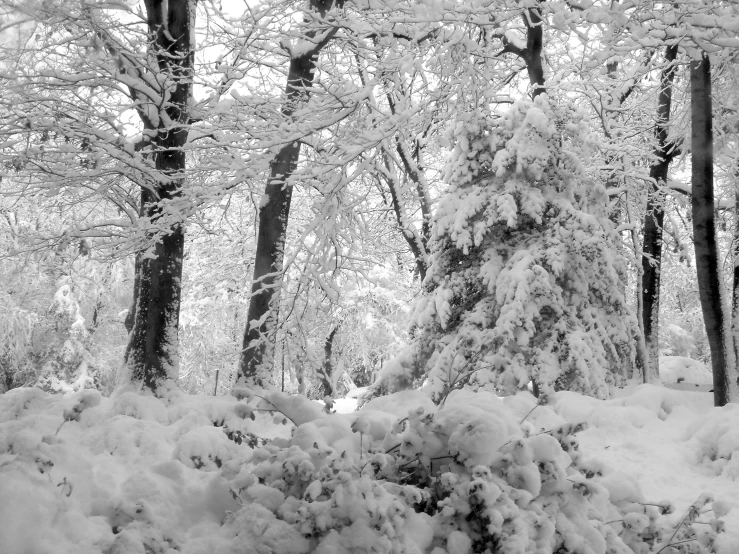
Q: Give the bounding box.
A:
[0,0,738,406]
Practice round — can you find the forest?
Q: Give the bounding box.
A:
[1,0,739,553]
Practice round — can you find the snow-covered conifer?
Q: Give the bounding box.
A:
[406,96,638,400]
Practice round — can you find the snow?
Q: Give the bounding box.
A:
[551,385,739,549]
[659,356,713,385]
[1,383,739,553]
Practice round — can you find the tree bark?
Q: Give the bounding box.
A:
[378,88,431,281]
[501,6,545,99]
[524,7,545,98]
[377,147,428,281]
[732,162,739,391]
[315,326,339,397]
[238,0,341,387]
[364,46,432,282]
[124,253,141,334]
[691,53,730,407]
[641,44,678,382]
[123,0,193,392]
[601,46,655,380]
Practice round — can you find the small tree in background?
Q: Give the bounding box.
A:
[390,96,638,400]
[34,284,100,393]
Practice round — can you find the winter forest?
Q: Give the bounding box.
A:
[2,0,739,552]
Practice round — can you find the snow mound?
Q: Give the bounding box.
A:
[659,356,713,385]
[685,404,739,479]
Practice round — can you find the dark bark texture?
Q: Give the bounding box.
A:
[733,166,739,380]
[124,0,193,391]
[690,54,730,407]
[315,326,339,398]
[641,45,678,380]
[500,6,545,99]
[239,0,342,386]
[378,148,428,282]
[524,8,545,98]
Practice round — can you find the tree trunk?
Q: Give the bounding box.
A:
[732,163,739,391]
[500,6,544,99]
[641,45,678,383]
[524,7,545,98]
[601,47,655,380]
[124,253,141,334]
[123,0,193,392]
[238,0,341,387]
[377,147,428,281]
[315,326,339,398]
[690,53,730,407]
[366,50,431,282]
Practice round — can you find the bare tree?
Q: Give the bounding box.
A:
[238,0,344,387]
[641,44,679,380]
[691,52,731,407]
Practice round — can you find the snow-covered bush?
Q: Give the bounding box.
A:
[221,388,724,553]
[0,291,37,392]
[382,96,638,401]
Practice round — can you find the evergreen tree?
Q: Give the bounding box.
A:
[402,96,638,400]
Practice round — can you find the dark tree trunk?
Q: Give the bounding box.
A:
[395,140,432,252]
[524,7,545,98]
[602,49,655,380]
[499,5,544,100]
[691,53,730,407]
[124,0,193,392]
[641,45,678,382]
[124,253,141,334]
[238,0,341,386]
[732,164,739,389]
[316,326,339,398]
[377,148,428,281]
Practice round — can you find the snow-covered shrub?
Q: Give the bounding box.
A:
[34,285,101,394]
[685,404,739,480]
[223,389,724,553]
[0,291,37,392]
[383,96,637,401]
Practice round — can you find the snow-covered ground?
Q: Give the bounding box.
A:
[1,383,738,553]
[556,386,739,550]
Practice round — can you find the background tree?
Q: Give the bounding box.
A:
[641,44,679,380]
[691,52,732,406]
[238,0,346,386]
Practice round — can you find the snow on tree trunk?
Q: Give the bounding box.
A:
[401,97,638,400]
[238,0,342,387]
[641,44,679,383]
[690,53,732,407]
[123,0,193,393]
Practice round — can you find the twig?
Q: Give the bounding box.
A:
[250,394,298,427]
[520,404,539,424]
[654,538,697,554]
